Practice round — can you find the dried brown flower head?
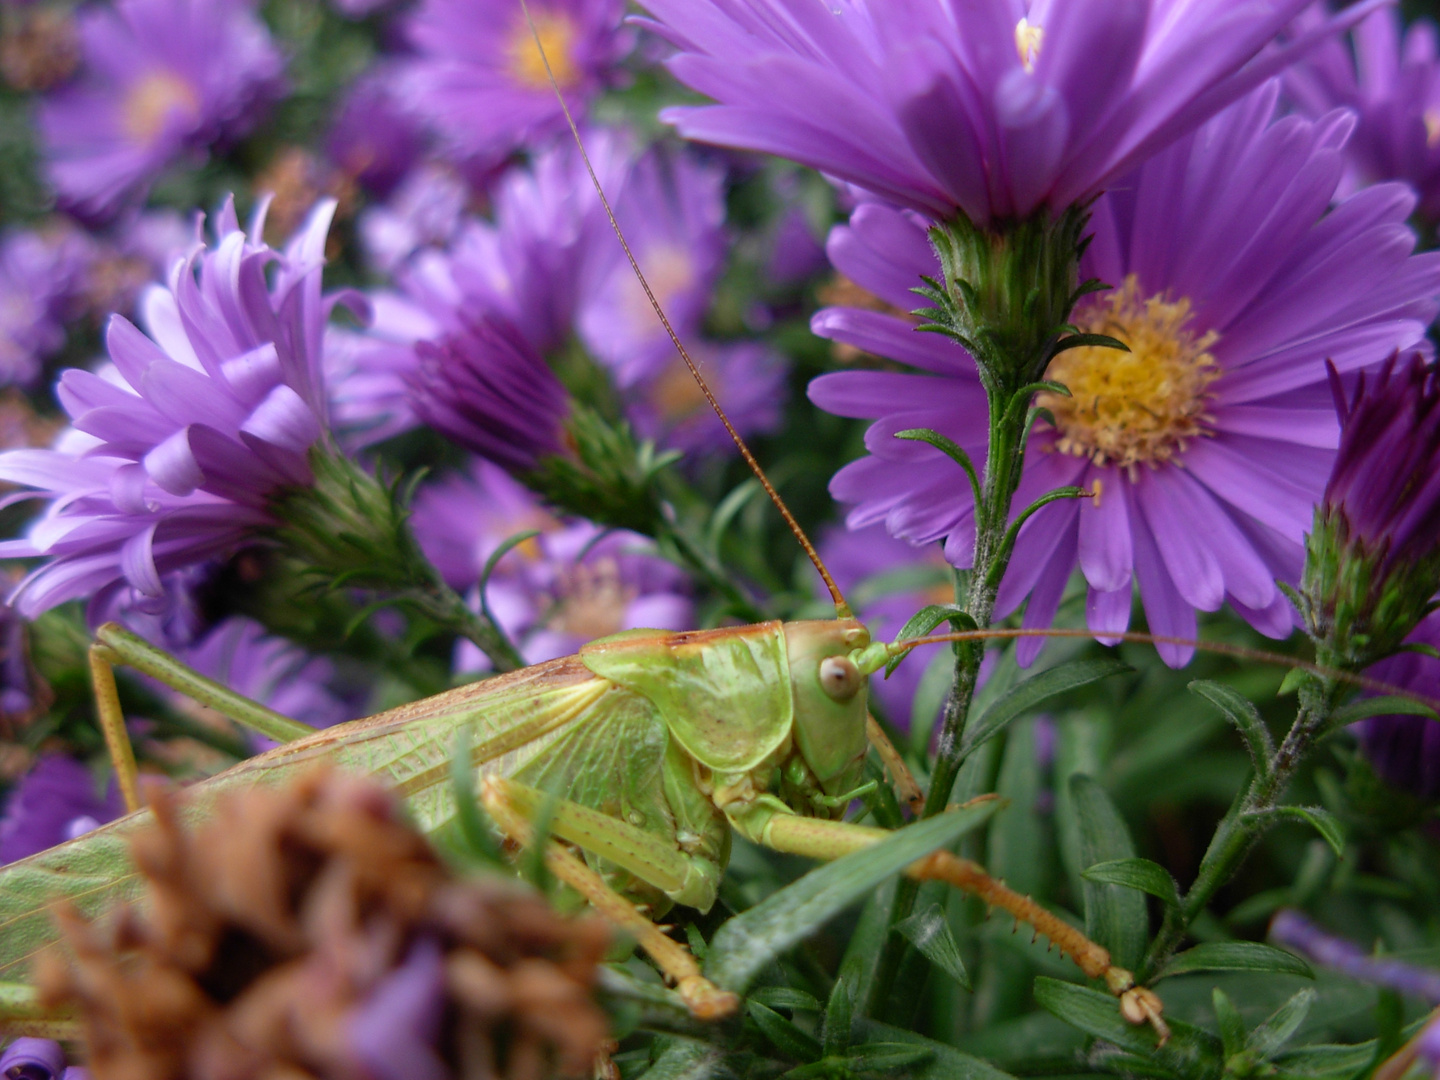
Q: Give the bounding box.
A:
[0,7,79,92]
[38,769,612,1080]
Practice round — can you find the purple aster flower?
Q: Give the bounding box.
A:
[1271,909,1440,1000]
[576,147,727,387]
[326,68,426,199]
[408,313,571,474]
[0,1038,66,1080]
[1287,6,1440,222]
[638,0,1380,224]
[809,84,1440,667]
[625,339,786,456]
[1351,614,1440,801]
[358,163,470,275]
[0,756,122,865]
[0,198,360,619]
[37,0,284,221]
[411,460,691,669]
[398,0,632,169]
[0,223,91,388]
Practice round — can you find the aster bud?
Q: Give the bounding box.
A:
[915,205,1093,393]
[1299,354,1440,667]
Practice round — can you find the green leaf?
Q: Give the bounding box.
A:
[1049,332,1130,359]
[845,1043,936,1071]
[1212,989,1246,1059]
[895,903,972,990]
[1246,988,1316,1059]
[960,657,1131,763]
[449,730,505,867]
[642,1040,730,1080]
[823,973,854,1057]
[1082,857,1180,909]
[1188,680,1274,782]
[1278,666,1307,696]
[1327,694,1439,733]
[1034,978,1223,1080]
[704,803,998,992]
[886,603,976,677]
[854,1021,1019,1080]
[1245,805,1345,857]
[749,1002,823,1062]
[749,987,821,1013]
[1069,775,1148,971]
[1156,942,1314,982]
[894,428,982,509]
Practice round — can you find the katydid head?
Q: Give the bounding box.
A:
[784,618,872,801]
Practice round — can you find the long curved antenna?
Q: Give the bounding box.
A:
[891,627,1440,711]
[517,0,852,618]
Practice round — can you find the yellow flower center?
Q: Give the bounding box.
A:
[1014,17,1043,72]
[619,245,695,336]
[507,11,580,91]
[122,70,200,144]
[1038,275,1221,475]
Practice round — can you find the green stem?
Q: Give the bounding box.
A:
[1139,672,1342,979]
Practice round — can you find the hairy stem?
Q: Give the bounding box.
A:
[1140,672,1343,979]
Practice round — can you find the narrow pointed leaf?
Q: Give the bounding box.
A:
[1081,858,1180,909]
[1326,695,1438,732]
[1070,775,1147,970]
[1156,942,1314,982]
[845,1043,935,1070]
[1246,805,1345,857]
[1246,988,1316,1059]
[823,976,854,1058]
[1189,681,1274,782]
[854,1021,1019,1080]
[1212,989,1246,1059]
[750,1002,823,1062]
[895,903,971,990]
[960,658,1131,762]
[704,803,997,992]
[643,1040,730,1080]
[750,987,821,1013]
[886,603,976,677]
[1034,978,1224,1079]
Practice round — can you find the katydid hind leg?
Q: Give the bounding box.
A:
[88,643,141,814]
[758,811,1171,1044]
[480,777,740,1019]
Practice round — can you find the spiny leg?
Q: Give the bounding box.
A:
[761,812,1170,1044]
[865,712,923,815]
[481,777,739,1020]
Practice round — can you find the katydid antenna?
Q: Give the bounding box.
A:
[517,0,853,619]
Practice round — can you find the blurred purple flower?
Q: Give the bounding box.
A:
[577,147,727,387]
[0,199,361,619]
[1287,6,1440,222]
[411,461,691,669]
[809,85,1440,667]
[626,339,786,456]
[0,224,91,388]
[408,314,570,474]
[765,203,828,289]
[358,163,470,274]
[1355,613,1440,801]
[398,0,632,169]
[638,0,1379,224]
[0,756,122,865]
[327,69,426,199]
[347,936,448,1080]
[37,0,284,221]
[1271,909,1440,1000]
[329,0,399,19]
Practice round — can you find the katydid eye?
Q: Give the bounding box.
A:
[818,656,861,701]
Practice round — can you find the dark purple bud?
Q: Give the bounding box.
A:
[408,316,569,476]
[0,1038,66,1080]
[1271,910,1440,1002]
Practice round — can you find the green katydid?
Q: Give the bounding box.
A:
[0,17,1212,1049]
